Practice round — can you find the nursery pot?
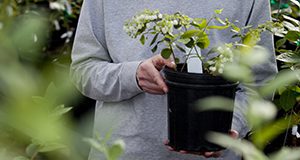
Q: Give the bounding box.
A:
[163,64,238,152]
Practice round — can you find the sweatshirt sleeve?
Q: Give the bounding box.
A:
[70,0,143,102]
[231,0,278,138]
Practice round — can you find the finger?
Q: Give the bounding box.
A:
[229,130,239,139]
[211,151,222,158]
[164,58,176,69]
[163,140,169,145]
[138,80,164,92]
[203,152,214,158]
[150,70,168,93]
[152,55,176,70]
[179,150,188,154]
[167,146,174,151]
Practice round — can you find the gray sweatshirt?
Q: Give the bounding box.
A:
[71,0,277,159]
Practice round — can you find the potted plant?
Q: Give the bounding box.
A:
[124,9,276,152]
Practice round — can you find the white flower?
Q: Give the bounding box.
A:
[49,2,65,11]
[209,66,216,72]
[173,20,179,25]
[158,13,163,19]
[162,27,168,34]
[218,68,223,74]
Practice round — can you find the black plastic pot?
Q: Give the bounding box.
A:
[163,64,238,152]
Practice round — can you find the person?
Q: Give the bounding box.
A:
[70,0,277,159]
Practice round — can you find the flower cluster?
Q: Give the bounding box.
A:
[205,44,234,75]
[124,10,192,38]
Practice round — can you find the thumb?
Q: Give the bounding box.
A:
[163,56,176,69]
[229,130,239,139]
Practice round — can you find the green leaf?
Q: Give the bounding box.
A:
[174,58,180,64]
[140,34,145,45]
[198,19,207,28]
[207,25,229,30]
[207,132,268,160]
[277,51,300,63]
[181,30,201,39]
[279,90,297,111]
[52,105,72,117]
[214,8,224,14]
[242,30,261,47]
[223,64,253,82]
[151,45,158,53]
[196,33,210,49]
[185,38,195,48]
[178,38,190,44]
[191,19,207,29]
[290,0,300,8]
[260,69,300,97]
[161,48,172,59]
[150,33,159,46]
[285,31,300,41]
[196,96,235,112]
[175,44,186,53]
[83,138,107,154]
[270,147,300,160]
[108,140,125,160]
[26,143,39,157]
[275,38,286,49]
[13,156,30,160]
[39,143,66,152]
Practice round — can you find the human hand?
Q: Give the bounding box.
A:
[136,54,175,94]
[164,130,239,158]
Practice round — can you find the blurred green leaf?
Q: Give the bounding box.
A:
[108,140,125,160]
[275,38,286,49]
[13,156,30,160]
[39,143,66,152]
[279,90,297,111]
[223,64,253,82]
[161,48,172,59]
[196,96,235,112]
[247,99,277,129]
[207,132,268,160]
[25,143,39,157]
[207,25,229,30]
[260,70,300,97]
[270,147,300,160]
[251,114,300,150]
[214,9,224,14]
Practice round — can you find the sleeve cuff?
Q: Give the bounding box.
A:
[120,61,144,97]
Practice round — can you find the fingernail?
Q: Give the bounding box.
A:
[167,146,174,151]
[163,87,168,93]
[179,150,187,154]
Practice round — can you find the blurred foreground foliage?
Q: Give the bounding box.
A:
[0,0,125,160]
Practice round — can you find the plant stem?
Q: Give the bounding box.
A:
[169,44,177,71]
[30,151,38,160]
[283,111,293,146]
